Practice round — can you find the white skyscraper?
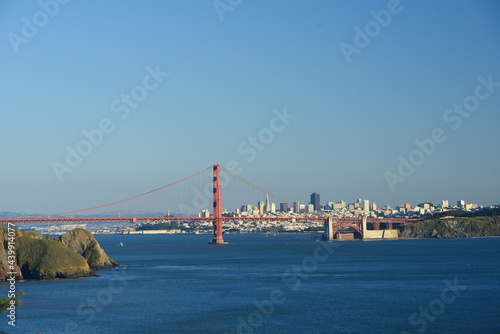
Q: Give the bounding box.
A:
[258,201,265,214]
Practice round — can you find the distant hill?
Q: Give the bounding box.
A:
[0,210,173,219]
[399,215,500,239]
[423,207,500,219]
[0,212,39,219]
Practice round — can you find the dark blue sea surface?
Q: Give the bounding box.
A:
[3,234,500,333]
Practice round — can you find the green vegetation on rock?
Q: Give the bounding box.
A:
[59,228,118,270]
[0,225,118,281]
[16,235,94,279]
[399,216,500,239]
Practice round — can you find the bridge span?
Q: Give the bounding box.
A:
[0,165,418,243]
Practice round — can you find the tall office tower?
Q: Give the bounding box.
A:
[265,194,271,213]
[270,203,276,213]
[363,199,370,212]
[258,201,265,214]
[293,201,300,213]
[280,203,289,213]
[441,200,449,208]
[310,193,320,211]
[457,200,465,208]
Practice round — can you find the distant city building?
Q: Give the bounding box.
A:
[258,201,265,214]
[458,200,465,208]
[465,203,477,211]
[293,201,300,213]
[270,203,276,213]
[363,200,370,212]
[333,201,345,211]
[310,193,320,211]
[441,200,449,208]
[280,203,289,213]
[199,209,210,218]
[371,203,377,211]
[265,194,271,213]
[307,204,314,213]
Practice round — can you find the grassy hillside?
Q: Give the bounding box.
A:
[1,226,117,280]
[399,216,500,239]
[16,236,94,279]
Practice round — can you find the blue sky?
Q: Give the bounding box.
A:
[1,0,499,213]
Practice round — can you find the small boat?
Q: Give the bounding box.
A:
[119,242,124,247]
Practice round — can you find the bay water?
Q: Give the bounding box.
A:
[3,234,500,333]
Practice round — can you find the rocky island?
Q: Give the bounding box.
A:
[0,226,117,280]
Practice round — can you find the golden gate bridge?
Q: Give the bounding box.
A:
[0,165,418,243]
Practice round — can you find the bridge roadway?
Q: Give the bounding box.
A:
[0,216,418,225]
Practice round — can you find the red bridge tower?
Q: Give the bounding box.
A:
[211,164,226,244]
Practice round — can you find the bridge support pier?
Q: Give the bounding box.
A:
[211,164,227,244]
[362,215,367,238]
[323,217,334,241]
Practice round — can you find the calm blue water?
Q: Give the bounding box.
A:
[2,234,500,334]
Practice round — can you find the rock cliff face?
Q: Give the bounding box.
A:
[0,226,22,280]
[16,236,95,280]
[398,217,500,239]
[59,228,118,270]
[0,226,118,280]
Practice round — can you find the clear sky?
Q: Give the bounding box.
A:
[1,0,499,213]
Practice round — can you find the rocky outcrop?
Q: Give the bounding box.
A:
[0,226,22,281]
[16,236,96,279]
[398,217,500,239]
[59,228,118,270]
[0,226,118,280]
